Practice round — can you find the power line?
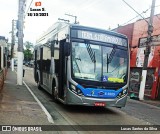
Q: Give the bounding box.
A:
[156,14,160,21]
[25,0,34,17]
[121,8,150,26]
[122,0,149,25]
[113,3,160,29]
[120,4,160,25]
[112,8,150,31]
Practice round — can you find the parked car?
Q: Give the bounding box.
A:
[25,62,29,66]
[28,60,34,67]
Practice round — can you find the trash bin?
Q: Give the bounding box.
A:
[23,69,25,77]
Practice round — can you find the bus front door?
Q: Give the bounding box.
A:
[58,40,67,100]
[34,50,37,81]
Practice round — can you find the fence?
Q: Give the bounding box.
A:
[0,69,4,92]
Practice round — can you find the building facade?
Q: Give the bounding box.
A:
[115,14,160,100]
[0,36,8,70]
[0,36,8,85]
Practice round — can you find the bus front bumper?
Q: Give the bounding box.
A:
[66,89,127,108]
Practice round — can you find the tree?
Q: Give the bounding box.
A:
[23,41,33,62]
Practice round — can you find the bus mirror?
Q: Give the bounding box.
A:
[64,42,70,56]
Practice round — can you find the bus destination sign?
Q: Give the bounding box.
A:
[77,30,127,46]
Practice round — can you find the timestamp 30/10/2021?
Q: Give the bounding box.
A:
[27,13,48,16]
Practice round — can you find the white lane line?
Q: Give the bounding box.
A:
[23,81,54,124]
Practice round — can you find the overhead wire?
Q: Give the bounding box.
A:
[25,0,34,18]
[121,8,150,26]
[121,0,149,25]
[120,4,160,27]
[114,2,160,38]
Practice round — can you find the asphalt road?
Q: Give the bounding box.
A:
[23,67,160,134]
[121,98,160,125]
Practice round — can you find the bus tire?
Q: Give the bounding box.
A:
[37,81,42,90]
[52,81,58,102]
[37,74,42,90]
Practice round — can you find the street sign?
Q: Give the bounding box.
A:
[139,34,160,47]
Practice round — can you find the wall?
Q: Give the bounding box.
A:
[115,14,160,99]
[115,23,134,46]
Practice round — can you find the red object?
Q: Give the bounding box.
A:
[94,102,106,107]
[115,14,160,99]
[35,2,41,6]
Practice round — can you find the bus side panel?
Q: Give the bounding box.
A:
[40,47,43,84]
[34,49,38,82]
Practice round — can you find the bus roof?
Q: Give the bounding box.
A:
[70,24,128,39]
[36,22,128,44]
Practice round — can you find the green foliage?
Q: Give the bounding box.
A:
[24,41,33,49]
[23,41,34,61]
[24,49,33,61]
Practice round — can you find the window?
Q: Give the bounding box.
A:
[71,41,128,83]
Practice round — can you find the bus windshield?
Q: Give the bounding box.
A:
[71,41,128,83]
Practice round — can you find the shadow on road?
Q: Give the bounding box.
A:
[61,105,119,115]
[37,86,120,115]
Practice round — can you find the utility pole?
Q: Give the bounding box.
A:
[17,0,26,85]
[11,19,16,71]
[65,13,78,24]
[139,0,156,100]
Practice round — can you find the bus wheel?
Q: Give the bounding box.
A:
[52,86,58,102]
[37,76,42,90]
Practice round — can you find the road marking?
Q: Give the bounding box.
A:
[23,81,54,124]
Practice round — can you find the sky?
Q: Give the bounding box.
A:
[0,0,160,44]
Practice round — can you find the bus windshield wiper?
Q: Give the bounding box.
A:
[106,46,117,73]
[85,43,96,72]
[74,58,81,73]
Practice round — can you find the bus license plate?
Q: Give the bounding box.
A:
[94,102,106,107]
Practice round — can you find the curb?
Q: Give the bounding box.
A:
[23,81,54,124]
[127,96,160,110]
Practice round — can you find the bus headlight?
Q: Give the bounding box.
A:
[117,89,127,98]
[69,83,84,96]
[71,84,76,91]
[123,89,127,94]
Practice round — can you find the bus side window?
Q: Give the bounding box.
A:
[46,59,51,72]
[4,53,6,67]
[55,59,59,74]
[42,60,46,71]
[51,41,55,57]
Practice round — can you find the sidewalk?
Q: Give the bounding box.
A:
[128,94,160,108]
[138,99,160,108]
[0,69,51,125]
